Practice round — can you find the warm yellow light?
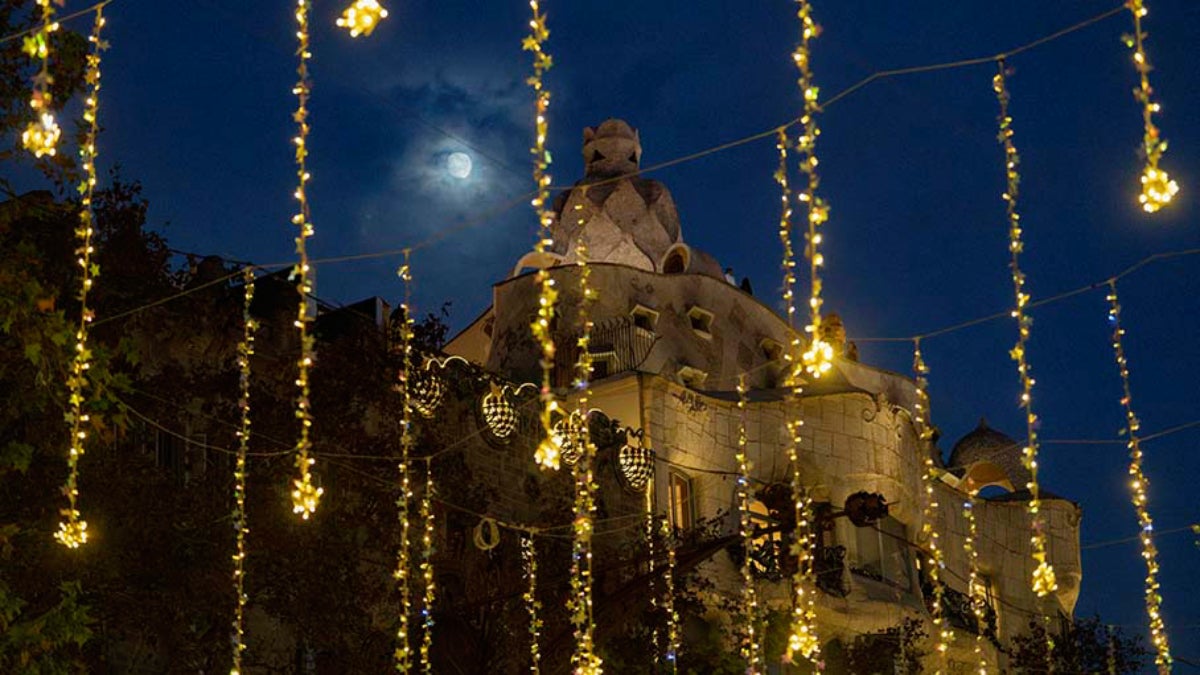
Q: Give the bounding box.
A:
[791,0,834,381]
[1126,0,1180,214]
[394,253,416,671]
[55,6,107,551]
[736,376,763,673]
[992,62,1057,617]
[913,342,953,672]
[336,0,388,37]
[289,0,322,520]
[522,533,544,672]
[230,267,257,674]
[21,0,61,158]
[1106,282,1173,673]
[524,0,562,480]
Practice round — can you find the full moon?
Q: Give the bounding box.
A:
[446,152,473,179]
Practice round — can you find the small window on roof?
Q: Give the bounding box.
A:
[677,365,708,389]
[688,306,714,337]
[630,304,659,332]
[663,251,686,274]
[760,337,784,362]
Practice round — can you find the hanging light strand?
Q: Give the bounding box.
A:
[1125,0,1178,213]
[418,458,437,672]
[784,438,821,664]
[992,60,1057,602]
[524,0,562,472]
[230,267,257,675]
[566,182,601,674]
[523,530,547,672]
[736,375,763,673]
[913,340,952,670]
[54,5,107,549]
[1105,281,1172,673]
[776,127,798,331]
[646,484,660,662]
[20,0,61,157]
[792,0,833,379]
[289,0,322,520]
[661,518,680,672]
[783,390,820,661]
[393,251,416,671]
[566,409,601,674]
[522,532,543,674]
[962,492,990,675]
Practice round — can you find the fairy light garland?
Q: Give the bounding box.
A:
[776,128,798,332]
[230,267,257,675]
[20,0,61,157]
[792,0,833,380]
[661,518,680,671]
[1105,281,1172,673]
[393,253,416,671]
[336,0,388,37]
[566,410,601,674]
[736,376,763,673]
[288,0,322,520]
[417,459,437,672]
[646,485,660,662]
[1125,0,1179,213]
[523,0,563,472]
[785,421,820,664]
[53,6,107,550]
[913,340,952,671]
[522,532,543,674]
[962,491,990,675]
[992,60,1057,602]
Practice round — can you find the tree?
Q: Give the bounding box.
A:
[1010,614,1148,674]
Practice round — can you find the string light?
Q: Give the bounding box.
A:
[1105,281,1172,673]
[776,128,798,334]
[568,194,601,674]
[54,5,107,549]
[417,459,437,672]
[780,113,820,667]
[792,0,833,380]
[645,484,660,663]
[661,518,680,672]
[736,375,763,673]
[785,437,821,664]
[523,0,562,472]
[336,0,388,37]
[1124,0,1178,213]
[992,60,1056,602]
[289,0,322,520]
[230,267,257,675]
[566,411,601,674]
[962,491,990,675]
[20,0,61,157]
[393,252,416,671]
[522,532,543,674]
[913,340,952,671]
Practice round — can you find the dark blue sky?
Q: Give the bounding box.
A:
[17,0,1200,659]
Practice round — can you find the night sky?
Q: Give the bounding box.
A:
[14,0,1200,660]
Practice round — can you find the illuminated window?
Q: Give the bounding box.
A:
[668,471,694,531]
[853,515,912,590]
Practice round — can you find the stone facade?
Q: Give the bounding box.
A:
[445,119,1082,672]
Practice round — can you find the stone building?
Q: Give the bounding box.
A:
[445,119,1082,672]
